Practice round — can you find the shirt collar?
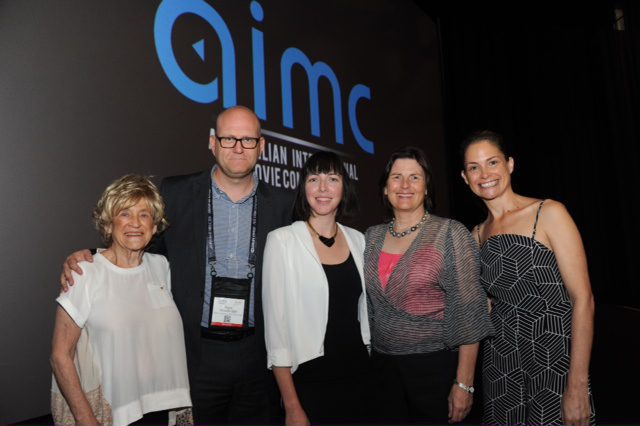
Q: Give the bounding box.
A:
[210,165,258,203]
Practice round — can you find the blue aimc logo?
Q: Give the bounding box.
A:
[154,0,236,106]
[154,0,374,154]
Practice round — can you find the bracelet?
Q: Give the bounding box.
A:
[454,379,475,394]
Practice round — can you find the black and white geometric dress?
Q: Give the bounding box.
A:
[479,201,595,425]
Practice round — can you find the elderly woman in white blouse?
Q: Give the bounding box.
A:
[50,175,192,426]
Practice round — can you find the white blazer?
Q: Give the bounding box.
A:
[262,220,370,373]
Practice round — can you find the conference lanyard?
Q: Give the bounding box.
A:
[206,187,257,329]
[207,186,257,279]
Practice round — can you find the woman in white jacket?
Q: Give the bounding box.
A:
[263,151,372,425]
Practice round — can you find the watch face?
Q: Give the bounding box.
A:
[455,380,474,393]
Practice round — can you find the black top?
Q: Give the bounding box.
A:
[293,253,370,384]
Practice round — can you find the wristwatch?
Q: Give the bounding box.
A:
[454,378,475,394]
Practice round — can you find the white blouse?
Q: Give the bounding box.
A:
[53,253,191,426]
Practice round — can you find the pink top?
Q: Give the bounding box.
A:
[378,251,403,290]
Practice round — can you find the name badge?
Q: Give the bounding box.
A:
[211,297,245,328]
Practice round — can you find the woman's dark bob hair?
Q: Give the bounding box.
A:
[293,151,358,221]
[379,146,435,219]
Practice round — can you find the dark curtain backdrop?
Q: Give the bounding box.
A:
[421,1,639,308]
[418,2,640,423]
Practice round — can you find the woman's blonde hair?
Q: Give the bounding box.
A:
[92,174,168,245]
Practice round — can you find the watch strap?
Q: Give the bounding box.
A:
[454,378,475,394]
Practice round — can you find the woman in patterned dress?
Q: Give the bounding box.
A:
[460,131,595,425]
[364,147,493,424]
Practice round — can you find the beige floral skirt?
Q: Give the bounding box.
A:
[52,388,193,426]
[51,385,113,426]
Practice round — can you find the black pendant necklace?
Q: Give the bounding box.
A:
[389,213,429,238]
[307,221,338,247]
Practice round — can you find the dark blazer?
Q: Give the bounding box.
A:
[152,170,293,383]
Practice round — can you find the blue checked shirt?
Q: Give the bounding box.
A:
[201,166,258,328]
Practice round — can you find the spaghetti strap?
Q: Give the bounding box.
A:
[475,224,482,245]
[532,200,546,239]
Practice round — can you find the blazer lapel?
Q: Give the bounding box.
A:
[255,181,272,331]
[291,221,321,264]
[191,172,210,298]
